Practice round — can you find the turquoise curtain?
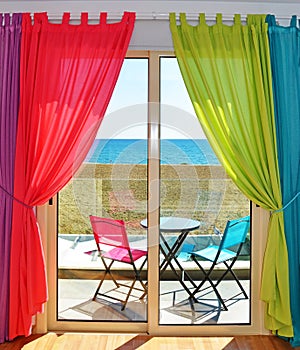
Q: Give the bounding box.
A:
[170,13,292,337]
[266,15,300,347]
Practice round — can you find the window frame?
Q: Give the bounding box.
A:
[36,51,269,336]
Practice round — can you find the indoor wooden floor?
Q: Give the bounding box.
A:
[0,333,299,350]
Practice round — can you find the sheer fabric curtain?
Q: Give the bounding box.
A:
[267,15,300,347]
[0,13,22,343]
[170,13,292,336]
[9,12,135,340]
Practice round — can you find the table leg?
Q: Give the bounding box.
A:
[159,231,197,294]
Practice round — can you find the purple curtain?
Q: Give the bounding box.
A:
[0,13,22,343]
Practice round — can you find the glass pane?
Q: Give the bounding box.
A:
[159,57,250,325]
[57,58,148,322]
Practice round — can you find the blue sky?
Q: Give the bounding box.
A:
[97,57,206,139]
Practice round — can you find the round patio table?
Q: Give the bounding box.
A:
[140,216,201,297]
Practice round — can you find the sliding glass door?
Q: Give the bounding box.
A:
[54,56,149,328]
[44,52,264,336]
[159,57,250,326]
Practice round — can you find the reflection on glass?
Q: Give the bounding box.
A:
[159,57,250,325]
[57,58,148,322]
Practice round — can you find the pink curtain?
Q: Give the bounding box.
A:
[9,12,135,339]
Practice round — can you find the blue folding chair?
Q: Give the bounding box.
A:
[190,216,250,310]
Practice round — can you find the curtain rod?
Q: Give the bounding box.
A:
[43,12,241,22]
[41,12,291,23]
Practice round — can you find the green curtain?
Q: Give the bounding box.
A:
[170,13,292,336]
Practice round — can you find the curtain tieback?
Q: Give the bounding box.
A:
[0,184,33,209]
[272,192,300,214]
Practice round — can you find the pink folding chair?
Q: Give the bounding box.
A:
[89,215,147,310]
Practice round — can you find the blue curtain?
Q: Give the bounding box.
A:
[266,15,300,347]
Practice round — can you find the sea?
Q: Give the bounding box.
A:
[85,139,220,165]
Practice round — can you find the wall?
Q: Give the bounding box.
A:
[0,1,299,50]
[1,0,285,335]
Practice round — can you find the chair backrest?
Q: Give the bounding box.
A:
[89,215,130,250]
[220,216,250,250]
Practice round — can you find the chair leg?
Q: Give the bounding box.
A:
[121,277,147,308]
[207,278,228,311]
[133,259,148,300]
[93,259,118,301]
[190,255,212,297]
[190,256,228,311]
[218,261,248,299]
[120,279,135,310]
[94,257,148,310]
[138,278,148,300]
[120,267,147,310]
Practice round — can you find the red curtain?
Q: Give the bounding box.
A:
[9,12,135,339]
